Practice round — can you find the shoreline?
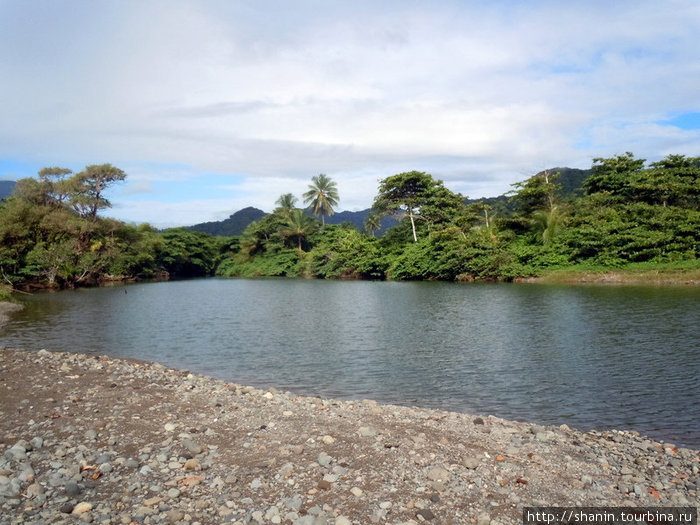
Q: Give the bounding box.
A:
[1,348,697,524]
[525,267,700,286]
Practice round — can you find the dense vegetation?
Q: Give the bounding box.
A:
[0,165,226,292]
[1,153,698,295]
[217,153,699,280]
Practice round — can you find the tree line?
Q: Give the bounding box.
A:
[1,153,698,296]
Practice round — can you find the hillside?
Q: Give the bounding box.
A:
[0,180,16,199]
[188,206,266,236]
[187,167,592,236]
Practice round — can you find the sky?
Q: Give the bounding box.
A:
[1,0,699,227]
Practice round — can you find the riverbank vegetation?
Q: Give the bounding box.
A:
[0,153,697,292]
[218,153,699,282]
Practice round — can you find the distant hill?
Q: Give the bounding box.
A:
[186,167,592,236]
[466,167,592,217]
[0,180,16,199]
[188,206,266,236]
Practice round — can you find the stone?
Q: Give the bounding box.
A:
[336,517,352,525]
[72,502,93,515]
[477,514,491,525]
[167,488,181,499]
[321,435,335,445]
[462,457,480,469]
[26,482,45,498]
[427,466,450,481]
[416,509,436,521]
[182,438,203,455]
[473,417,485,425]
[65,481,82,497]
[165,509,184,523]
[318,452,332,467]
[183,459,201,471]
[350,486,364,497]
[164,422,177,432]
[317,479,332,490]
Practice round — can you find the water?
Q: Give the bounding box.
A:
[2,279,699,447]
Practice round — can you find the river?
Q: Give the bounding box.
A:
[1,279,698,447]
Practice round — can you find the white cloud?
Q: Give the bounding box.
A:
[1,0,699,226]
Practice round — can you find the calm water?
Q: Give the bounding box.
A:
[2,279,699,447]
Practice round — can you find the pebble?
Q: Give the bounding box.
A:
[72,501,93,514]
[0,348,697,525]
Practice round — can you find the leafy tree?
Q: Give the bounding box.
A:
[509,169,561,215]
[279,208,319,251]
[69,164,127,220]
[310,225,385,279]
[303,174,339,226]
[157,228,220,277]
[582,152,645,197]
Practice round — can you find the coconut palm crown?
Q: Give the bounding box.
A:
[303,174,339,226]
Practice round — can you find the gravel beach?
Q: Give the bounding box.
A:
[0,348,697,525]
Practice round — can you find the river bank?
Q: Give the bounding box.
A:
[1,348,697,525]
[524,265,700,286]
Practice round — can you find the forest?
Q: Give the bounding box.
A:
[1,153,698,299]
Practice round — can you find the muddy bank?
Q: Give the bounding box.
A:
[0,348,697,525]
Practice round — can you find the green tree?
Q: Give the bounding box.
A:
[509,169,562,215]
[303,174,339,226]
[582,152,645,197]
[275,193,298,217]
[69,164,127,220]
[371,171,434,242]
[280,208,319,251]
[371,171,466,242]
[364,212,382,236]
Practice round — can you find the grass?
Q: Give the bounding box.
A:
[534,260,700,285]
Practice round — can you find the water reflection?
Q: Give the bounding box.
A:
[2,279,698,447]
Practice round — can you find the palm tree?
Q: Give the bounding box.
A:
[275,193,297,218]
[280,209,319,251]
[303,174,339,227]
[364,213,382,236]
[531,205,563,245]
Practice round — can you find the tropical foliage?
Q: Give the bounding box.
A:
[1,154,698,293]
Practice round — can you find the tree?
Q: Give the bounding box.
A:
[303,174,339,226]
[275,193,298,218]
[364,213,382,236]
[582,152,645,197]
[69,164,126,220]
[530,206,564,246]
[509,169,561,215]
[280,208,319,251]
[371,171,466,242]
[38,167,74,206]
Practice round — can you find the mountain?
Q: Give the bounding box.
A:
[0,180,16,199]
[186,166,593,236]
[188,206,266,236]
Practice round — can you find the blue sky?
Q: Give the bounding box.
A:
[1,0,699,227]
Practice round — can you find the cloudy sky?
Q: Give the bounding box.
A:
[1,1,699,227]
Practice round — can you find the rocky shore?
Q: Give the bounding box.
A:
[0,348,697,525]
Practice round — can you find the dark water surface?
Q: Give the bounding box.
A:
[2,279,698,447]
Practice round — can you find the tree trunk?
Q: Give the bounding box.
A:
[409,209,417,242]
